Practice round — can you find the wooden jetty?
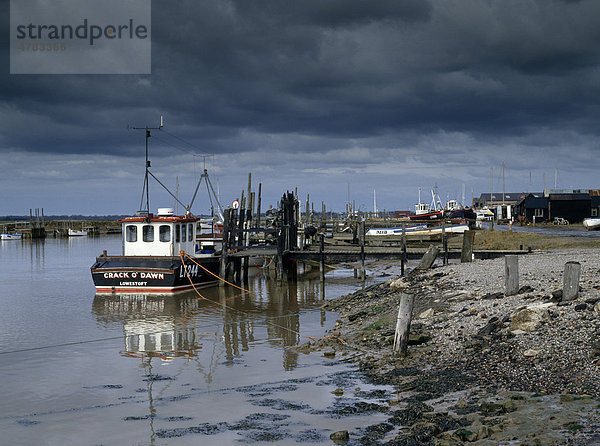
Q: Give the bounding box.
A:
[7,208,47,238]
[217,186,530,284]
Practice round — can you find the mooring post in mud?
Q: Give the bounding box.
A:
[319,233,325,281]
[276,226,284,281]
[461,230,475,263]
[219,208,232,286]
[359,220,366,280]
[442,220,448,265]
[563,261,581,301]
[417,245,440,270]
[282,191,298,281]
[393,292,415,357]
[401,223,407,276]
[504,255,519,296]
[243,254,249,282]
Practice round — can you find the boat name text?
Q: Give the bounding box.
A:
[103,271,165,280]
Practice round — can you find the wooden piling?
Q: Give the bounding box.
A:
[417,246,440,270]
[256,183,262,227]
[319,233,325,281]
[359,220,365,280]
[461,230,475,263]
[563,261,581,301]
[442,220,448,265]
[276,226,284,282]
[401,222,407,276]
[393,292,415,357]
[504,255,519,296]
[219,208,231,286]
[306,194,310,224]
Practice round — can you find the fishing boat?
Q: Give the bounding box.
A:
[91,208,220,294]
[446,208,477,222]
[583,218,600,231]
[1,233,22,240]
[91,119,221,294]
[408,188,444,221]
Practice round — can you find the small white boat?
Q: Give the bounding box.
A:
[68,229,88,237]
[366,223,469,237]
[583,218,600,231]
[366,224,427,236]
[1,233,22,240]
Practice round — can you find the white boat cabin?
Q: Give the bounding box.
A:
[414,202,429,215]
[121,208,199,257]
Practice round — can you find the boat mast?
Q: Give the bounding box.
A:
[131,116,164,216]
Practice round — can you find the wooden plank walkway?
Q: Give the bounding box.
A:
[228,246,529,261]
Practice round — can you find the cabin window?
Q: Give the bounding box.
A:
[534,208,544,218]
[188,223,194,241]
[175,224,181,242]
[181,224,187,242]
[592,208,598,217]
[143,225,154,242]
[126,225,137,242]
[159,225,171,242]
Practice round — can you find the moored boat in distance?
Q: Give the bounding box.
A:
[408,188,444,221]
[475,208,494,221]
[366,223,469,236]
[91,208,220,294]
[68,228,88,236]
[1,233,22,240]
[583,217,600,231]
[446,208,477,222]
[366,224,427,236]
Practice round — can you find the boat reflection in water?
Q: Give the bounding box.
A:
[91,267,330,374]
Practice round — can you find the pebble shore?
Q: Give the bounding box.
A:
[306,247,600,444]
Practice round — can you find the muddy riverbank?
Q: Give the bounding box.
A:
[299,243,600,444]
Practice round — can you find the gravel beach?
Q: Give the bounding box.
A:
[302,246,600,445]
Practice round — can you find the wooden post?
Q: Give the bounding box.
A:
[442,220,448,265]
[249,192,255,226]
[319,233,325,281]
[393,292,415,357]
[219,208,231,286]
[306,194,310,224]
[417,246,440,270]
[359,220,365,280]
[401,222,406,276]
[461,230,475,263]
[256,183,262,227]
[504,255,519,296]
[243,255,249,282]
[276,226,284,282]
[563,261,581,301]
[246,172,252,212]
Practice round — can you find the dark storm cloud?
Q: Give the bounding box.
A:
[2,0,600,159]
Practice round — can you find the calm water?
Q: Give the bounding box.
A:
[0,236,393,445]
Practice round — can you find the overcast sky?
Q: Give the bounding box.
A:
[2,0,600,216]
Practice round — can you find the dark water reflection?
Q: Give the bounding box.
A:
[91,269,333,372]
[1,236,393,444]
